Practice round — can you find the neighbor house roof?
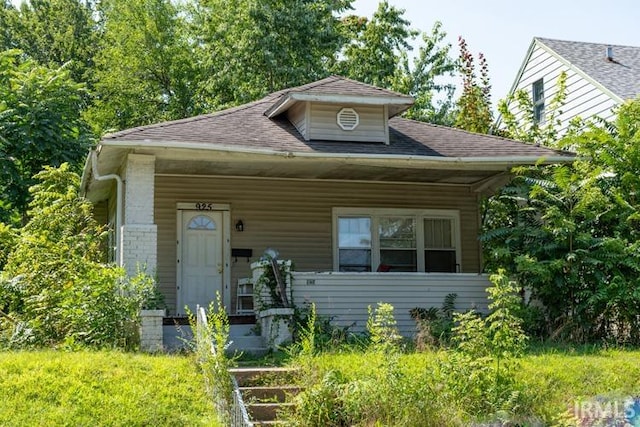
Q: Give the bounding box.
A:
[535,37,640,102]
[103,75,572,161]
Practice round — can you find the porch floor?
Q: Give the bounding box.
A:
[162,314,256,326]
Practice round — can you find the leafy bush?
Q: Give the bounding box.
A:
[436,269,528,421]
[367,302,402,352]
[410,292,457,349]
[0,222,16,270]
[0,164,155,349]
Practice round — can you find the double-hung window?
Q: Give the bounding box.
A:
[334,208,460,273]
[532,79,545,123]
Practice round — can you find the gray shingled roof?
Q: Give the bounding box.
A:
[103,76,572,160]
[537,37,640,101]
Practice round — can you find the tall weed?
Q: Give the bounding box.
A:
[190,293,235,425]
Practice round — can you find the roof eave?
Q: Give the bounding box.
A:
[98,139,575,169]
[265,92,415,118]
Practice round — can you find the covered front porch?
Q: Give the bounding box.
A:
[290,271,490,336]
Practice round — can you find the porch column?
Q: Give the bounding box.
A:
[121,154,157,277]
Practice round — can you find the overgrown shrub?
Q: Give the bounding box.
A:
[291,303,429,426]
[436,269,529,421]
[410,292,457,349]
[0,164,155,349]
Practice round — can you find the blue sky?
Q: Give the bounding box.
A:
[352,0,640,103]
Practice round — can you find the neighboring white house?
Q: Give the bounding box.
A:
[502,37,640,135]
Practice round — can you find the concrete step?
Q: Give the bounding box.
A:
[246,402,295,422]
[240,385,301,402]
[230,324,257,336]
[227,335,267,356]
[230,367,298,387]
[253,421,290,426]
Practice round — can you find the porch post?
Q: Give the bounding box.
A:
[121,154,157,277]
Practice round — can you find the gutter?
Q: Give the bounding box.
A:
[89,150,124,267]
[100,139,576,167]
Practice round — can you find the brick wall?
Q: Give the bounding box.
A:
[122,154,157,276]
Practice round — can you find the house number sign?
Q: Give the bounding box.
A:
[195,202,214,211]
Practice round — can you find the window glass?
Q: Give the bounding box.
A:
[532,79,545,123]
[424,218,456,272]
[424,218,453,248]
[380,217,416,271]
[379,217,415,248]
[338,217,371,271]
[188,215,216,230]
[338,217,371,247]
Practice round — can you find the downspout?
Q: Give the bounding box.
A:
[91,150,124,267]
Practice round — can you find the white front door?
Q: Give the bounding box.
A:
[178,211,224,315]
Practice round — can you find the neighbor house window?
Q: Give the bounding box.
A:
[532,79,545,123]
[334,208,460,273]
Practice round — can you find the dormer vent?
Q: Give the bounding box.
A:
[337,107,359,131]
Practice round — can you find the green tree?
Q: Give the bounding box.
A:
[387,22,457,125]
[0,50,93,224]
[454,37,492,133]
[0,164,154,348]
[483,100,640,343]
[333,1,416,88]
[334,4,456,124]
[192,0,351,107]
[0,0,99,87]
[87,0,201,133]
[0,1,16,50]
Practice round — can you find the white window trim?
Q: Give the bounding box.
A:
[332,207,461,273]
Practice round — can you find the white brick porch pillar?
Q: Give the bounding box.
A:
[121,154,157,277]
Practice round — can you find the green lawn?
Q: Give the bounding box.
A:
[288,347,640,426]
[0,350,220,426]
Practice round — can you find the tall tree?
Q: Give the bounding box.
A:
[0,50,92,224]
[333,1,416,88]
[1,0,99,87]
[393,22,457,125]
[454,37,492,134]
[192,0,352,107]
[334,4,456,125]
[87,0,201,133]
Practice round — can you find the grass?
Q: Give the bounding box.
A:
[285,346,640,426]
[0,350,221,426]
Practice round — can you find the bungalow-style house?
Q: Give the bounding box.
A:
[502,37,640,135]
[81,76,573,347]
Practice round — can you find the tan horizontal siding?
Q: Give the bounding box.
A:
[292,272,490,336]
[309,103,386,142]
[155,176,481,314]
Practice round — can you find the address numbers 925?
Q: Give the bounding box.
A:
[195,202,214,211]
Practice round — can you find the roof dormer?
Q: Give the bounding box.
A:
[264,76,414,144]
